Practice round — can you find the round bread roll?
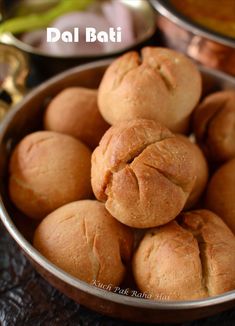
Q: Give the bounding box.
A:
[177,135,208,209]
[133,209,235,301]
[91,119,196,228]
[9,131,92,219]
[205,158,235,234]
[44,87,109,149]
[193,90,235,163]
[98,47,202,133]
[34,200,133,286]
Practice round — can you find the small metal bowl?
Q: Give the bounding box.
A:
[150,0,235,76]
[0,0,156,77]
[0,60,235,324]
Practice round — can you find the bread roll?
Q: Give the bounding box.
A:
[98,47,201,133]
[193,90,235,163]
[34,200,133,286]
[9,131,92,219]
[91,119,196,228]
[133,209,235,300]
[205,158,235,233]
[177,135,208,209]
[44,87,109,149]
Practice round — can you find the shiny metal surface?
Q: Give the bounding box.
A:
[150,0,235,76]
[0,60,235,323]
[0,43,29,121]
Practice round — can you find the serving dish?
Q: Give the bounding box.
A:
[0,0,156,77]
[0,59,235,323]
[150,0,235,76]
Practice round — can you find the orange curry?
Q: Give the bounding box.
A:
[171,0,235,38]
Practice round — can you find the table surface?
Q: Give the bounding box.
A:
[0,222,235,326]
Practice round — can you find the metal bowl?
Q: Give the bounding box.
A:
[150,0,235,76]
[0,60,235,324]
[0,0,156,77]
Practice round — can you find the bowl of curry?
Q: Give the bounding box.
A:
[151,0,235,76]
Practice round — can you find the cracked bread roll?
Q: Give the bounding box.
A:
[205,158,235,234]
[91,119,196,228]
[98,47,202,133]
[33,200,133,285]
[9,131,92,219]
[133,209,235,301]
[177,135,208,209]
[44,87,109,149]
[193,90,235,163]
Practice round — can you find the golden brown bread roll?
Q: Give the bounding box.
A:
[98,47,202,133]
[177,135,208,209]
[9,131,92,219]
[133,209,235,300]
[34,200,133,286]
[205,158,235,234]
[44,87,109,149]
[91,119,196,228]
[193,90,235,163]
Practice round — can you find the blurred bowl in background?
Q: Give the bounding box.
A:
[0,0,156,78]
[150,0,235,77]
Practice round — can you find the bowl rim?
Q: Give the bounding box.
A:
[1,59,235,310]
[150,0,235,49]
[1,0,156,59]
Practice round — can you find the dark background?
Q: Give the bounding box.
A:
[1,222,235,326]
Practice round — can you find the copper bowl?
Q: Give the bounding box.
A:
[150,0,235,76]
[0,60,235,324]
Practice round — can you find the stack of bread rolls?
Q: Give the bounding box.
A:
[8,47,235,301]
